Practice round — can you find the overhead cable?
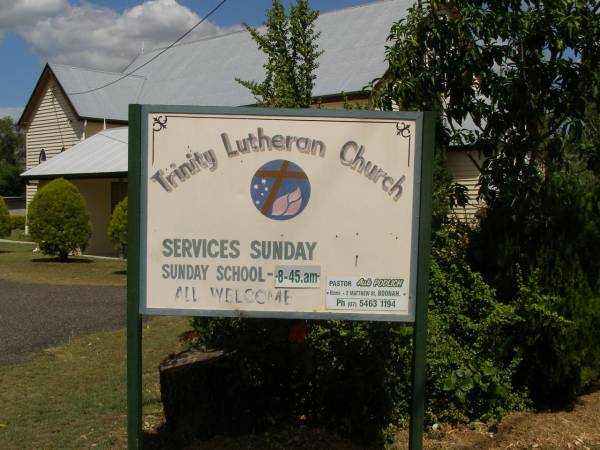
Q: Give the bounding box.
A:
[67,0,229,96]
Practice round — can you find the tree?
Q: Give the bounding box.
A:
[375,0,600,403]
[196,2,528,441]
[0,117,25,196]
[108,197,128,258]
[28,178,92,261]
[0,197,10,237]
[236,0,322,108]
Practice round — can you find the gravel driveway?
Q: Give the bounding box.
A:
[0,280,126,365]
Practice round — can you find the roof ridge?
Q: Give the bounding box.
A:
[130,0,398,61]
[131,26,247,59]
[49,62,146,79]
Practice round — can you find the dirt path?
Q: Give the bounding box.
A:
[392,385,600,450]
[0,280,125,365]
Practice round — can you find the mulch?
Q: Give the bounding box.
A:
[0,279,126,365]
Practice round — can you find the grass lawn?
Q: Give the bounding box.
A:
[0,316,190,449]
[0,242,188,448]
[0,242,126,286]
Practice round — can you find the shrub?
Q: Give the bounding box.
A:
[502,269,600,405]
[108,197,127,258]
[10,214,25,231]
[190,155,528,443]
[471,154,600,404]
[426,225,528,424]
[0,197,10,237]
[192,225,528,444]
[27,178,92,261]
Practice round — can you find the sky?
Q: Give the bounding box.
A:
[0,0,375,120]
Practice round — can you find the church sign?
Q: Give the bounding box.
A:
[134,107,433,321]
[127,106,434,450]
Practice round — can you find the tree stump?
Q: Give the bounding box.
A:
[159,349,283,444]
[159,349,226,441]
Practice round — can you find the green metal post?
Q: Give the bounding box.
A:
[127,104,143,450]
[408,112,436,450]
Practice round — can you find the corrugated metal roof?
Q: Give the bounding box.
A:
[51,65,145,121]
[21,128,128,178]
[49,0,411,119]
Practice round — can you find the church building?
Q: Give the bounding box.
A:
[19,0,482,255]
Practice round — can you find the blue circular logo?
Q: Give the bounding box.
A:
[250,160,311,220]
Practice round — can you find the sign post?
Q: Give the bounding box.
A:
[127,106,435,450]
[127,104,143,450]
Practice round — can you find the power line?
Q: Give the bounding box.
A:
[50,88,65,149]
[67,0,229,96]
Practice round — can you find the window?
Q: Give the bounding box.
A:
[38,149,46,163]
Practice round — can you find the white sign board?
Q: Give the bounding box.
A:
[140,109,422,321]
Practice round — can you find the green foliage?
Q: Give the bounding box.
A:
[472,152,600,403]
[0,197,10,237]
[0,117,25,196]
[505,269,600,404]
[27,178,92,261]
[236,0,323,108]
[191,0,590,443]
[426,225,528,423]
[204,0,324,422]
[0,117,24,165]
[374,0,600,406]
[192,316,411,443]
[0,163,24,196]
[10,214,25,231]
[430,145,469,231]
[192,224,528,443]
[108,197,128,258]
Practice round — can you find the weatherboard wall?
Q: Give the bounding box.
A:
[24,77,83,170]
[24,77,83,208]
[446,150,484,220]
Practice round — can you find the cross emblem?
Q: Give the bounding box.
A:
[254,160,309,215]
[250,160,311,220]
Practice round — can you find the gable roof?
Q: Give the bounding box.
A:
[21,127,128,179]
[20,0,411,124]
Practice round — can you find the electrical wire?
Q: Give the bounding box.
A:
[67,0,229,96]
[50,88,66,149]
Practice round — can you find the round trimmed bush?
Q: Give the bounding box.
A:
[108,196,128,258]
[0,197,10,237]
[28,178,92,261]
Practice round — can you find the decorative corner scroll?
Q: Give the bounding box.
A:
[151,116,168,164]
[152,116,168,132]
[396,121,411,138]
[396,122,413,167]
